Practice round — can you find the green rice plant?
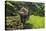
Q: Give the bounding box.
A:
[26,15,44,29]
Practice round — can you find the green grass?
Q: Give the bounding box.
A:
[6,15,44,29]
[26,15,44,29]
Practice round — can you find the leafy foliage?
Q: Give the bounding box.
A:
[5,1,44,16]
[5,1,44,29]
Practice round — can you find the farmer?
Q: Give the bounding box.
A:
[19,7,28,24]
